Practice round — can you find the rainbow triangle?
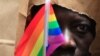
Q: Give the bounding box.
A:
[46,5,64,56]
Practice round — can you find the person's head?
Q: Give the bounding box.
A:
[26,4,96,56]
[51,4,96,56]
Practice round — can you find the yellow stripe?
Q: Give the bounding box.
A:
[48,14,57,22]
[30,31,44,56]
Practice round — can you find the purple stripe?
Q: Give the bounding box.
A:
[46,43,63,56]
[46,34,65,56]
[48,34,64,44]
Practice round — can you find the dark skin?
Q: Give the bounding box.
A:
[25,4,96,56]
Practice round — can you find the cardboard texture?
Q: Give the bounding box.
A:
[0,0,19,56]
[0,0,99,56]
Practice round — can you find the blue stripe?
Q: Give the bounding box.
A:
[48,28,62,35]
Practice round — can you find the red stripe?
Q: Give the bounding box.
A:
[22,16,44,56]
[50,4,54,14]
[15,5,45,56]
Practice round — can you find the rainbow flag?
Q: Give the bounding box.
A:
[15,4,65,56]
[15,5,45,56]
[46,5,64,56]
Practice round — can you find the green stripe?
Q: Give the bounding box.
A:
[38,46,44,56]
[49,21,59,29]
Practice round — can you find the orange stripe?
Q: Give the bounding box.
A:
[15,5,45,56]
[30,31,44,56]
[22,16,44,56]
